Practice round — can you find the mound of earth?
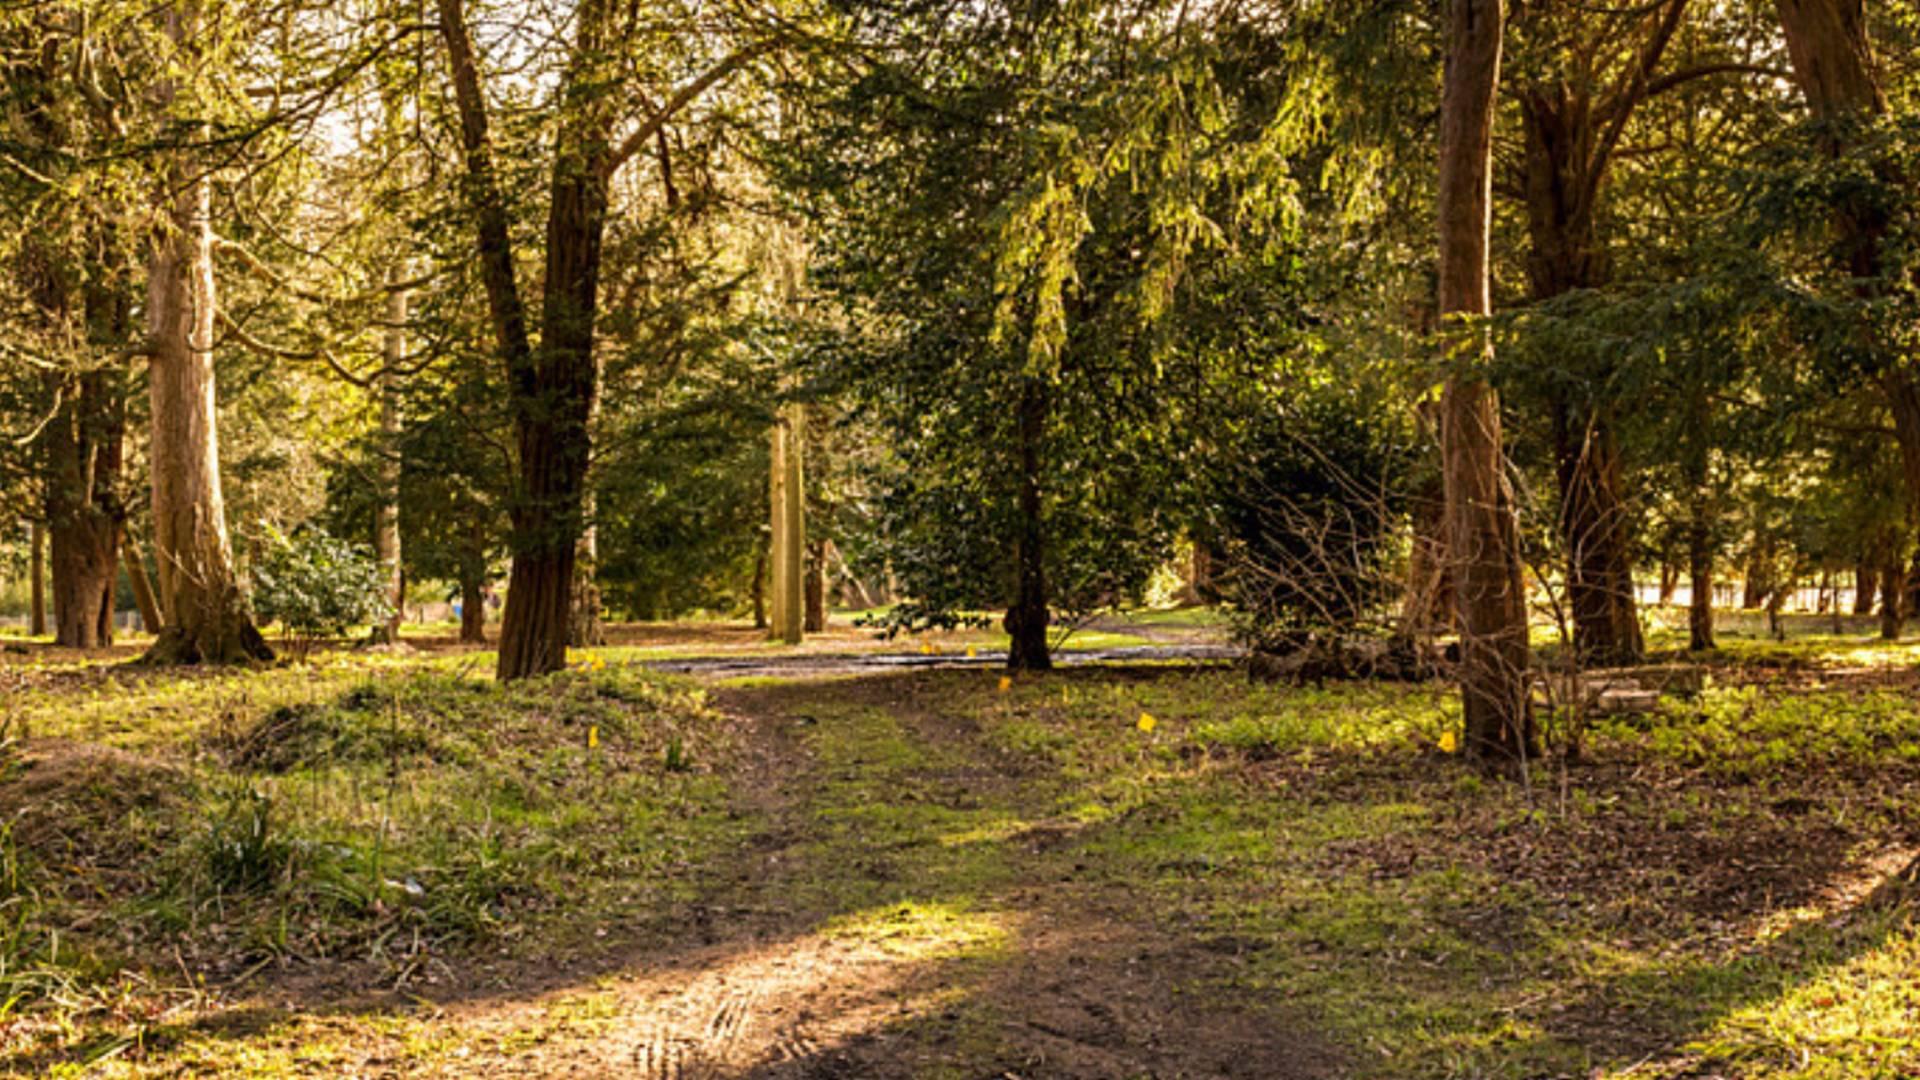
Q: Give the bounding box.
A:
[2,739,183,893]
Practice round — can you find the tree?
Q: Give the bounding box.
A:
[1772,0,1919,551]
[141,2,272,664]
[1438,0,1534,764]
[368,274,408,644]
[1500,0,1791,665]
[782,0,1328,671]
[2,12,137,650]
[436,0,765,679]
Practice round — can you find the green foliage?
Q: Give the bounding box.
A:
[1208,389,1416,649]
[197,785,295,895]
[249,527,394,654]
[780,0,1334,638]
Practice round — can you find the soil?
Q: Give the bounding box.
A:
[103,669,1326,1080]
[364,675,1340,1079]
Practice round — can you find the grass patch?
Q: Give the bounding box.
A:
[6,634,1917,1077]
[0,655,747,1072]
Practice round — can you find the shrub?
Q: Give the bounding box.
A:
[1208,393,1415,654]
[251,526,393,658]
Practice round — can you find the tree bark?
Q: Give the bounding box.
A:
[1775,0,1884,118]
[456,514,489,644]
[141,45,270,666]
[33,277,127,649]
[123,527,163,634]
[46,503,117,648]
[440,0,620,679]
[1856,558,1878,615]
[1687,511,1715,651]
[804,537,827,633]
[1775,4,1918,580]
[1552,409,1643,663]
[1519,81,1648,667]
[569,353,607,647]
[1004,376,1052,672]
[1396,408,1452,645]
[369,272,407,644]
[1439,0,1532,764]
[1881,549,1905,640]
[1906,545,1920,621]
[1742,535,1775,610]
[460,572,487,644]
[29,521,46,637]
[768,402,805,644]
[751,540,768,629]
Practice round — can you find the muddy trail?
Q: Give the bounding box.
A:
[405,672,1335,1079]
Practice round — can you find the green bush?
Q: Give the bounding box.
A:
[251,526,393,656]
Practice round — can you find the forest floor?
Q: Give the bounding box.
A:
[2,615,1918,1077]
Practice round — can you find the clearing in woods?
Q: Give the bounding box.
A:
[2,624,1918,1077]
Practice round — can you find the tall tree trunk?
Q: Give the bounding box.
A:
[1004,377,1052,672]
[1396,441,1451,644]
[46,498,118,649]
[1438,0,1531,764]
[370,272,407,643]
[1687,511,1715,651]
[1776,3,1916,574]
[804,537,827,633]
[569,354,606,647]
[457,514,489,644]
[141,75,270,665]
[1683,385,1716,651]
[439,0,616,679]
[768,403,805,644]
[1881,548,1904,641]
[1553,410,1642,663]
[460,572,487,644]
[1519,80,1649,667]
[1658,559,1677,606]
[568,517,605,645]
[1185,539,1217,607]
[751,541,768,629]
[1742,535,1775,610]
[34,278,127,649]
[1855,558,1878,615]
[123,527,163,634]
[29,521,46,637]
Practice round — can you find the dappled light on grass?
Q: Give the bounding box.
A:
[391,903,1020,1075]
[819,900,1016,959]
[1594,846,1920,1079]
[8,647,1920,1076]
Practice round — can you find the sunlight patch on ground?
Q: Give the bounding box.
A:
[819,901,1018,959]
[440,906,1021,1074]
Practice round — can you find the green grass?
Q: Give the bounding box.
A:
[946,666,1920,1078]
[0,654,750,1073]
[4,636,1918,1077]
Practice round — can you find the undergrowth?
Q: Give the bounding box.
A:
[0,657,744,1069]
[5,647,1918,1077]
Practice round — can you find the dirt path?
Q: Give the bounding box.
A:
[639,643,1239,680]
[414,673,1336,1079]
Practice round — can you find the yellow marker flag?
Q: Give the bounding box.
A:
[588,725,600,750]
[1439,730,1457,754]
[966,646,977,658]
[997,675,1012,693]
[1137,712,1157,733]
